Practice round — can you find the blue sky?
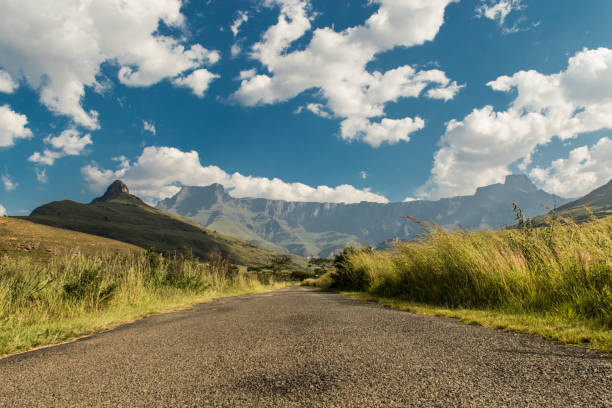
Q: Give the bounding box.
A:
[1,0,612,215]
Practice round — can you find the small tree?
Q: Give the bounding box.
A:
[269,255,291,274]
[512,202,533,230]
[308,257,333,276]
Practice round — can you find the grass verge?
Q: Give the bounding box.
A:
[305,215,612,353]
[0,250,288,358]
[342,292,612,353]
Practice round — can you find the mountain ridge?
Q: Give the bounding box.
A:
[26,180,279,265]
[158,175,569,257]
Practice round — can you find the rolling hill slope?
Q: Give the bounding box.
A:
[0,217,142,261]
[533,179,612,224]
[24,181,277,265]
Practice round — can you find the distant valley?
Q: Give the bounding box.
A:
[158,175,570,257]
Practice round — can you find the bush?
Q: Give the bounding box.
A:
[330,247,373,290]
[290,270,316,281]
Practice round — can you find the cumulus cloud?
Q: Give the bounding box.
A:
[231,11,249,37]
[420,47,612,199]
[233,0,461,147]
[143,120,156,135]
[29,128,92,166]
[476,0,536,34]
[300,103,332,119]
[172,69,220,97]
[0,70,18,93]
[35,168,48,184]
[28,150,64,166]
[82,146,389,204]
[476,0,523,25]
[0,204,6,216]
[530,137,612,198]
[360,171,367,180]
[231,43,243,58]
[0,105,33,148]
[0,0,219,129]
[2,174,17,191]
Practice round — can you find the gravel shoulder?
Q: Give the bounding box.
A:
[1,286,610,407]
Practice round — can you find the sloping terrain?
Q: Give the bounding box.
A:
[24,181,277,266]
[158,175,569,257]
[0,217,142,261]
[533,179,612,224]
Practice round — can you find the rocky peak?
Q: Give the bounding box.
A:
[158,183,232,214]
[504,174,538,193]
[91,180,131,203]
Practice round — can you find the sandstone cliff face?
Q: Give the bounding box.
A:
[158,175,568,257]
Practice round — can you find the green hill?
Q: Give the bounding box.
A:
[0,217,142,261]
[24,181,279,266]
[533,179,612,224]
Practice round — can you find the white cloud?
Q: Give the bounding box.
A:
[360,171,367,180]
[0,204,6,216]
[303,103,332,119]
[238,69,257,80]
[427,81,465,101]
[0,70,18,93]
[0,105,33,147]
[231,11,249,37]
[231,43,242,58]
[35,168,48,184]
[2,174,17,191]
[341,116,425,148]
[0,0,219,129]
[233,0,461,147]
[476,0,523,25]
[172,69,220,98]
[45,129,92,155]
[29,128,92,166]
[530,137,612,198]
[403,197,417,202]
[143,120,156,135]
[476,0,537,34]
[28,150,64,166]
[82,146,389,204]
[420,47,612,199]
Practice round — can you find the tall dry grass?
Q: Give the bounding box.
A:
[329,216,612,326]
[0,250,282,356]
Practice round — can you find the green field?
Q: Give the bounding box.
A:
[306,215,612,352]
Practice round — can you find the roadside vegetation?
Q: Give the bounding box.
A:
[305,212,612,352]
[0,249,290,357]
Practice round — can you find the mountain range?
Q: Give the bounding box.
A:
[26,181,277,265]
[157,175,571,257]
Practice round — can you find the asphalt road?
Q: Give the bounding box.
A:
[1,287,610,407]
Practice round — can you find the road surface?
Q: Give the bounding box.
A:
[1,287,610,407]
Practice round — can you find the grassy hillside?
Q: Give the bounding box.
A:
[0,217,141,261]
[533,179,612,224]
[307,216,612,352]
[24,192,278,266]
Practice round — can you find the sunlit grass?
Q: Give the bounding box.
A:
[306,216,612,352]
[0,250,287,357]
